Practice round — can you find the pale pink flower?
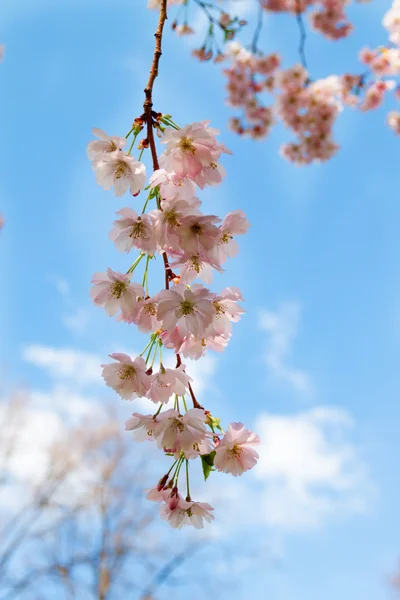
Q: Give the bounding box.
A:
[110,207,157,255]
[176,24,195,35]
[145,486,167,502]
[178,214,220,255]
[90,269,143,319]
[147,364,192,404]
[130,296,161,333]
[149,169,197,201]
[388,110,400,134]
[149,197,200,250]
[102,354,150,400]
[145,474,169,500]
[160,121,230,181]
[169,252,223,284]
[125,411,160,440]
[216,210,250,263]
[161,498,214,529]
[214,422,260,476]
[94,151,146,197]
[157,284,215,337]
[155,408,208,456]
[208,287,245,337]
[179,333,230,359]
[383,0,400,45]
[87,128,126,161]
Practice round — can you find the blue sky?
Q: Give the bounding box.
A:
[1,0,400,598]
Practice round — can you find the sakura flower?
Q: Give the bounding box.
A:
[146,474,169,501]
[383,0,400,45]
[102,354,150,400]
[215,210,250,263]
[175,24,195,36]
[214,422,260,476]
[208,287,245,337]
[87,128,126,161]
[147,364,192,404]
[179,333,230,359]
[94,151,146,197]
[155,408,208,456]
[149,169,197,201]
[146,486,167,502]
[160,121,230,182]
[169,252,223,285]
[125,411,160,441]
[388,110,400,134]
[90,269,143,319]
[157,284,215,337]
[178,214,220,255]
[149,196,200,251]
[130,296,161,333]
[110,207,157,255]
[161,498,214,529]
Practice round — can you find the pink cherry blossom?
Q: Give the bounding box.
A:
[214,422,260,476]
[179,333,230,360]
[145,485,167,502]
[159,121,230,183]
[149,168,197,200]
[208,287,245,337]
[169,252,223,285]
[161,498,214,529]
[147,364,192,404]
[157,284,215,337]
[155,408,208,456]
[177,214,220,255]
[129,296,161,332]
[149,196,200,251]
[87,128,127,161]
[109,207,157,255]
[125,412,161,441]
[102,354,150,400]
[94,151,146,197]
[215,210,250,263]
[383,0,400,45]
[90,269,143,319]
[388,110,400,134]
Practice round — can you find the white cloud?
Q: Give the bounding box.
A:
[51,275,91,334]
[22,344,103,386]
[205,406,374,535]
[259,302,311,393]
[254,407,373,530]
[62,307,90,333]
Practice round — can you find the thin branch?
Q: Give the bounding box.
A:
[251,1,264,53]
[295,0,308,69]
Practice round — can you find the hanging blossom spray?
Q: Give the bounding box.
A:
[88,0,259,529]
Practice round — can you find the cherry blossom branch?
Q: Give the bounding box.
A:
[251,1,264,53]
[143,0,168,172]
[295,0,308,69]
[143,0,173,290]
[143,1,203,411]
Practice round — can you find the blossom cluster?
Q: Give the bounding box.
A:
[151,0,400,163]
[88,119,259,529]
[224,43,343,164]
[223,7,400,164]
[357,0,400,134]
[261,0,354,41]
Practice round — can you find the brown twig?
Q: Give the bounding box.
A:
[143,0,202,411]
